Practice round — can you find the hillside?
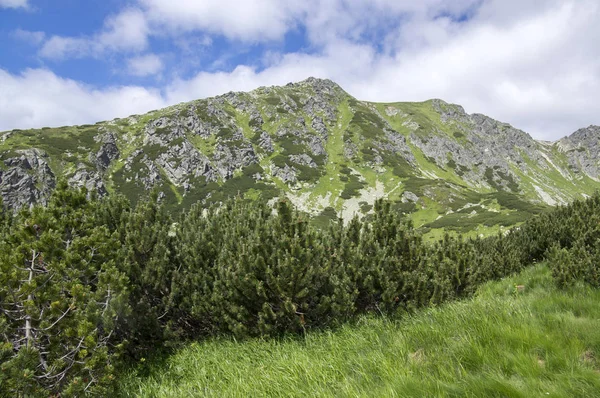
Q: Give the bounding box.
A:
[119,264,600,397]
[3,153,600,396]
[1,77,599,234]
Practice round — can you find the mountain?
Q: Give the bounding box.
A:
[1,77,599,236]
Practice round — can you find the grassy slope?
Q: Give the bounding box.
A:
[119,264,600,397]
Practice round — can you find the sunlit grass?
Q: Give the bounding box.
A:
[119,264,600,397]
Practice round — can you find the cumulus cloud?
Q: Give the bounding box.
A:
[0,69,166,131]
[164,0,600,140]
[3,0,600,140]
[0,0,28,9]
[139,0,305,41]
[39,8,149,59]
[13,29,45,45]
[127,54,164,77]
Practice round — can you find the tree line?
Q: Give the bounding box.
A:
[0,182,598,396]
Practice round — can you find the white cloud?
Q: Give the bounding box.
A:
[33,0,476,58]
[98,8,149,52]
[165,0,600,140]
[13,29,45,45]
[137,0,482,45]
[3,0,600,141]
[0,69,166,131]
[39,36,89,59]
[39,8,148,59]
[298,0,480,46]
[139,0,305,41]
[0,0,28,9]
[127,54,164,77]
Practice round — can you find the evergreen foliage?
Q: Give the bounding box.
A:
[0,182,129,396]
[2,184,600,395]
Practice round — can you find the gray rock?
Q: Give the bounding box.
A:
[0,149,55,209]
[258,131,274,153]
[558,125,600,178]
[344,140,358,159]
[69,165,107,196]
[139,156,162,190]
[213,142,258,179]
[93,132,120,171]
[406,103,557,191]
[431,99,468,124]
[271,164,297,184]
[380,129,415,165]
[290,154,317,168]
[401,191,419,203]
[311,116,328,139]
[156,141,215,185]
[308,135,327,157]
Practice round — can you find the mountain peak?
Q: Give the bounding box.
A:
[560,125,600,146]
[288,77,346,94]
[297,76,338,86]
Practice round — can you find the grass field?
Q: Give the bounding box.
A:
[119,264,600,397]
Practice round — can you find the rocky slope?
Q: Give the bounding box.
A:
[1,77,599,236]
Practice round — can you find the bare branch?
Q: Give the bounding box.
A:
[36,306,72,332]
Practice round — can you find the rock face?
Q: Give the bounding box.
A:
[271,164,297,184]
[558,126,600,178]
[69,166,107,196]
[94,133,120,171]
[408,100,547,191]
[0,149,55,209]
[0,77,599,226]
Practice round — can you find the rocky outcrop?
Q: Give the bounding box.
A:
[69,166,107,196]
[407,100,558,191]
[93,132,120,171]
[213,142,258,179]
[381,130,415,164]
[558,126,600,178]
[271,164,297,184]
[257,132,274,153]
[156,141,215,186]
[300,78,343,123]
[401,191,419,203]
[0,149,55,209]
[344,140,358,159]
[289,154,317,168]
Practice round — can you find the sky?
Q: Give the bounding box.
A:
[0,0,599,140]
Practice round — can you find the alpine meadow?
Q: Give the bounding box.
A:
[2,0,600,397]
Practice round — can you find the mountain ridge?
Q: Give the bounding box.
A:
[1,77,599,237]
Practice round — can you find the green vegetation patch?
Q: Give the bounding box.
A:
[181,173,279,209]
[401,177,435,196]
[142,144,164,160]
[276,135,307,154]
[359,201,373,214]
[119,264,600,397]
[311,206,339,228]
[488,191,549,214]
[264,96,281,106]
[485,167,520,193]
[380,150,413,178]
[340,173,367,199]
[425,210,529,231]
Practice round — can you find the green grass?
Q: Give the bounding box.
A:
[119,264,600,397]
[303,99,353,209]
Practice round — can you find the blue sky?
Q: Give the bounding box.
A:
[1,0,599,140]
